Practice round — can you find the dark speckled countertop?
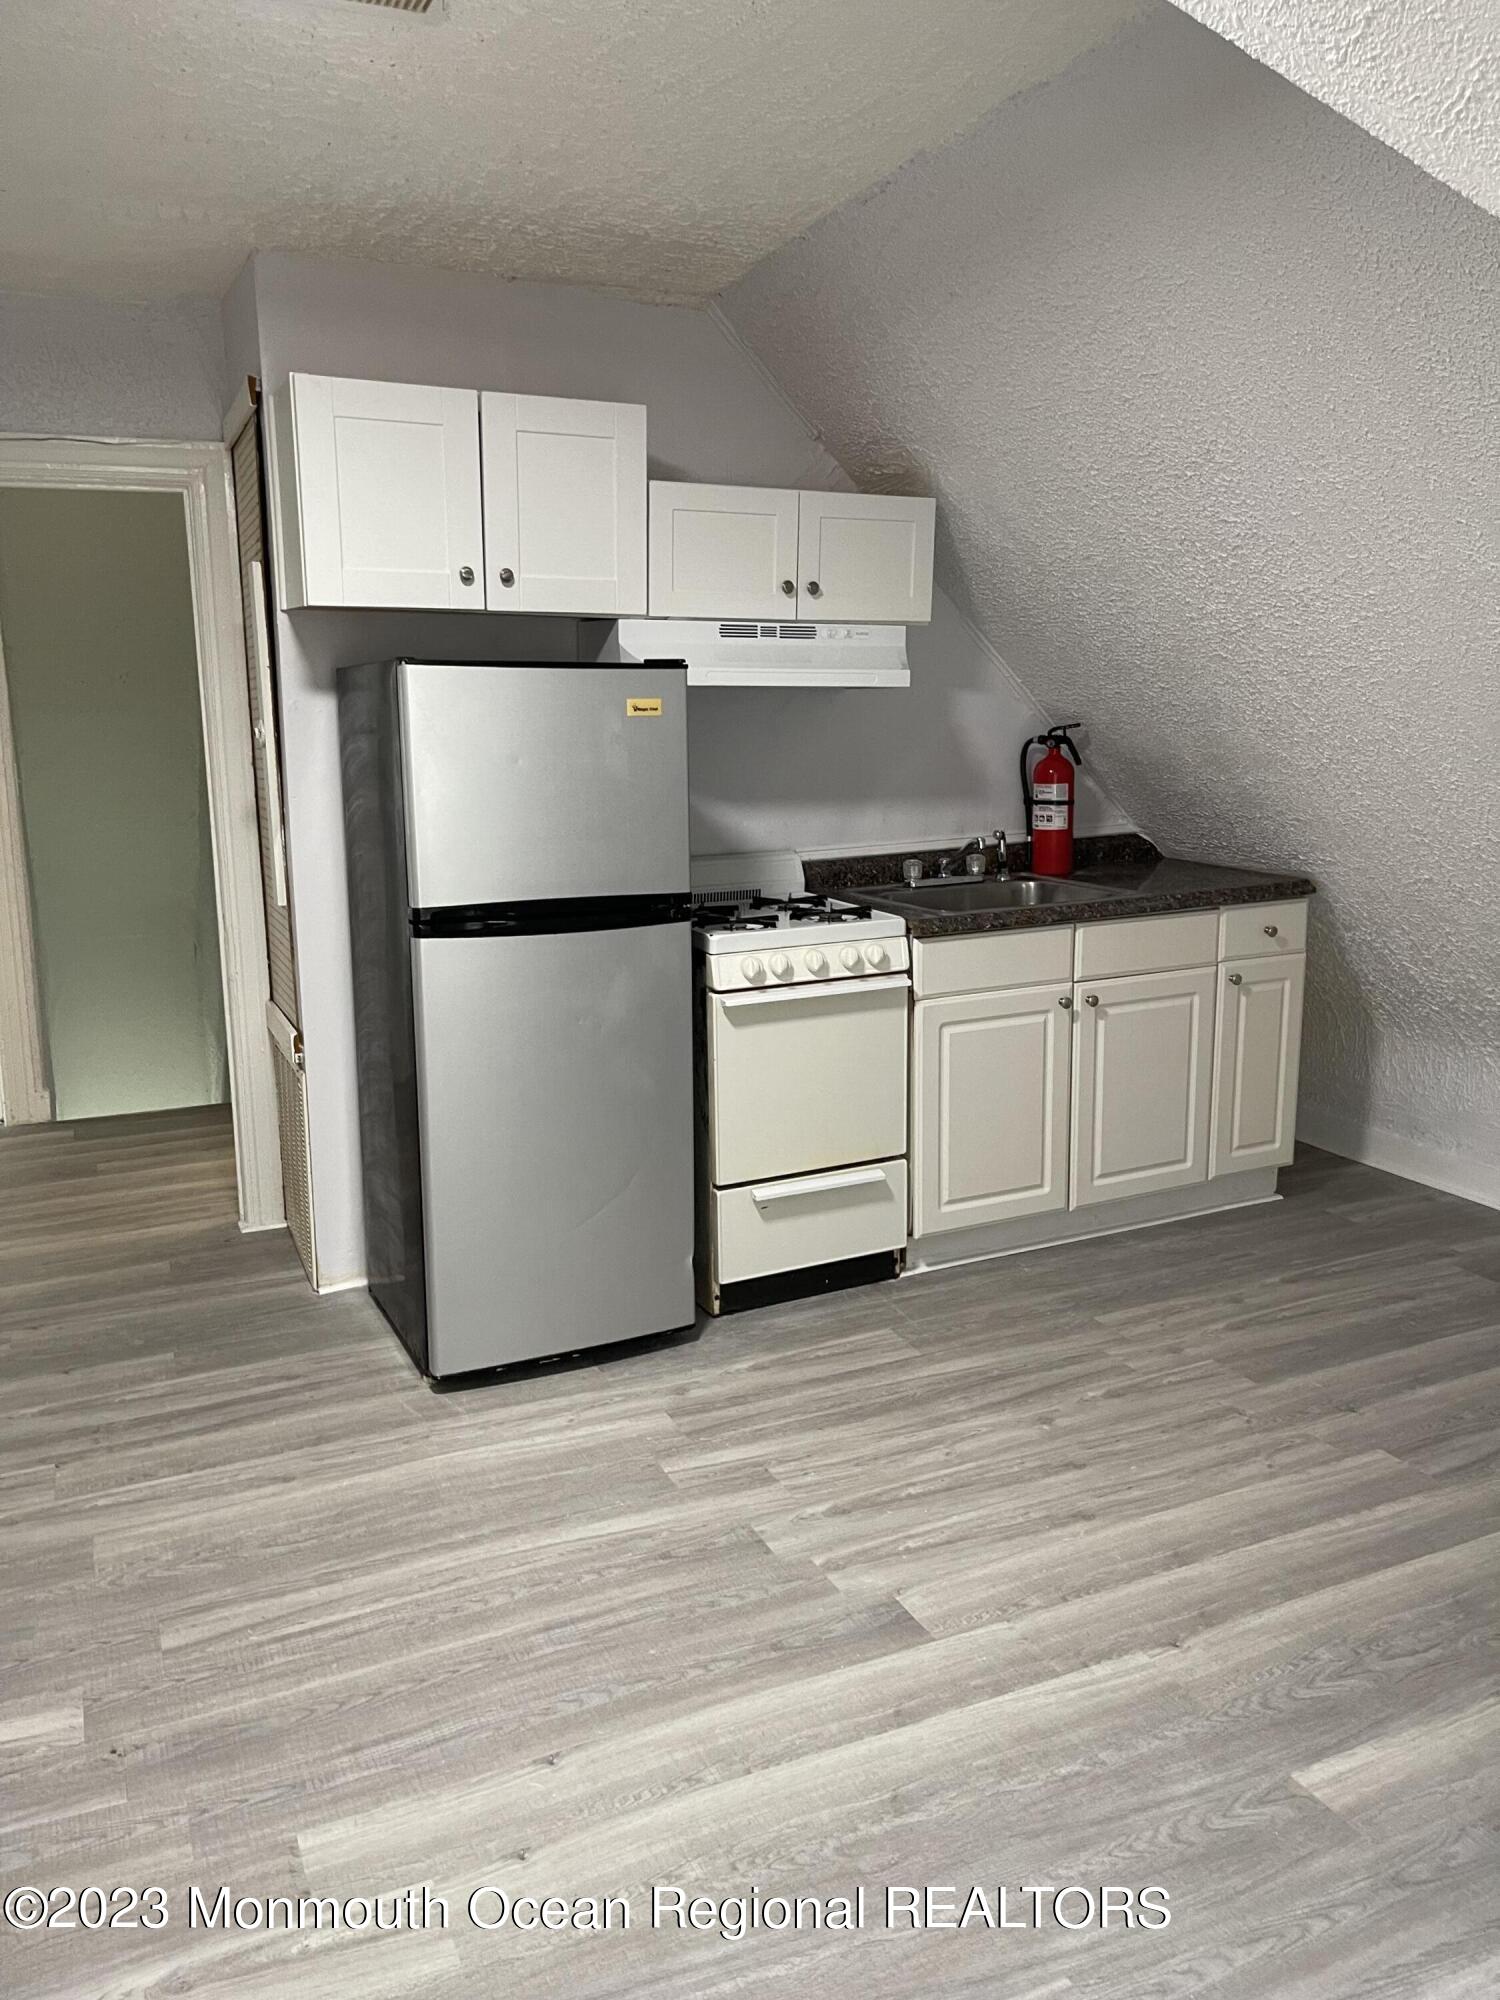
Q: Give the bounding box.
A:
[803,835,1315,940]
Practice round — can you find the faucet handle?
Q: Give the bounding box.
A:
[901,857,923,887]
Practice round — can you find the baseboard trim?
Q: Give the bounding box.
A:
[1297,1108,1500,1212]
[314,1273,368,1296]
[906,1172,1280,1275]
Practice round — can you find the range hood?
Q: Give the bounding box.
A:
[583,618,910,689]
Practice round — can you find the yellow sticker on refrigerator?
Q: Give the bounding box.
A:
[626,697,663,717]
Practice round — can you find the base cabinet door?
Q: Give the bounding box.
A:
[482,394,646,614]
[912,985,1072,1237]
[1071,966,1215,1207]
[1210,953,1305,1176]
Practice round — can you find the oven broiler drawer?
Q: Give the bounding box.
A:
[713,1161,909,1285]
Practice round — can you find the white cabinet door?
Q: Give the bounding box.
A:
[481,394,646,615]
[1071,966,1216,1207]
[912,984,1073,1237]
[1210,953,1305,1177]
[648,481,800,620]
[795,491,936,624]
[278,375,483,610]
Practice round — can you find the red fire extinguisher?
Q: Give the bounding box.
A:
[1020,724,1083,877]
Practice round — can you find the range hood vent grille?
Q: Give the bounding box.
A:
[348,0,440,14]
[716,622,816,640]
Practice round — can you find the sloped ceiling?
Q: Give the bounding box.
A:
[0,0,1148,300]
[1171,0,1500,222]
[721,4,1500,1195]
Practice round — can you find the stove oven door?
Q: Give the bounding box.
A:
[706,974,909,1187]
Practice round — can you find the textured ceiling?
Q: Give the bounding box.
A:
[1170,0,1500,222]
[0,0,1147,300]
[722,6,1500,1193]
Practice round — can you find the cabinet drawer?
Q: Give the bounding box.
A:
[1073,911,1218,980]
[1219,900,1308,961]
[913,928,1073,998]
[712,1160,908,1284]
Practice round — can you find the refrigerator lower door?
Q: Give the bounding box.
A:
[411,921,694,1375]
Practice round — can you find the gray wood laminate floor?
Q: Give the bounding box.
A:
[3,1108,1498,1998]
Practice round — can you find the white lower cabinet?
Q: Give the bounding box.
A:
[912,983,1072,1235]
[1070,966,1217,1208]
[908,906,1310,1254]
[1210,953,1305,1175]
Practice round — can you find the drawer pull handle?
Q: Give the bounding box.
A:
[752,1169,888,1206]
[1228,971,1243,985]
[1085,993,1100,1007]
[1263,923,1278,937]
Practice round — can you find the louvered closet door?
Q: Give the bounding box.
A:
[232,407,316,1285]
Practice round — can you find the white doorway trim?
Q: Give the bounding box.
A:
[0,616,51,1125]
[0,437,284,1232]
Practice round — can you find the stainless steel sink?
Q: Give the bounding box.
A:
[858,875,1126,916]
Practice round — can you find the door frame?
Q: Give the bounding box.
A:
[0,436,284,1232]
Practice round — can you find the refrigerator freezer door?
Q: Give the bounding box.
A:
[398,662,688,909]
[411,921,694,1374]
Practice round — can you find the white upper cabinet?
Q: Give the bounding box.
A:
[274,375,484,611]
[647,482,934,624]
[272,375,646,616]
[1210,952,1305,1177]
[1071,966,1216,1208]
[648,482,800,621]
[795,491,936,625]
[481,394,646,615]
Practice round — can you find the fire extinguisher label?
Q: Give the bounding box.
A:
[1033,804,1069,830]
[1033,783,1068,801]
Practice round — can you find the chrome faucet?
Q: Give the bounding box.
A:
[993,829,1009,878]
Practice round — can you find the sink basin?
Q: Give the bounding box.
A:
[861,875,1125,916]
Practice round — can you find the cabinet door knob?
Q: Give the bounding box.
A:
[1058,995,1073,1010]
[806,579,822,598]
[1229,971,1243,985]
[781,578,796,596]
[497,566,515,588]
[1263,923,1278,937]
[1085,993,1100,1007]
[458,565,475,586]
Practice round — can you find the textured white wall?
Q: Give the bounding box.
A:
[0,290,227,440]
[1171,0,1500,222]
[723,6,1500,1204]
[243,253,1124,1282]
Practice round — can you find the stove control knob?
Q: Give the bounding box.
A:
[804,949,828,976]
[864,943,889,969]
[840,946,862,971]
[770,952,793,980]
[742,956,765,983]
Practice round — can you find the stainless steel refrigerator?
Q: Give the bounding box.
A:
[339,660,695,1377]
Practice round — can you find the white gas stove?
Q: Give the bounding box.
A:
[693,894,909,992]
[690,883,912,1314]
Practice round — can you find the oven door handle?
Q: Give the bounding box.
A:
[751,1168,891,1206]
[718,973,909,1008]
